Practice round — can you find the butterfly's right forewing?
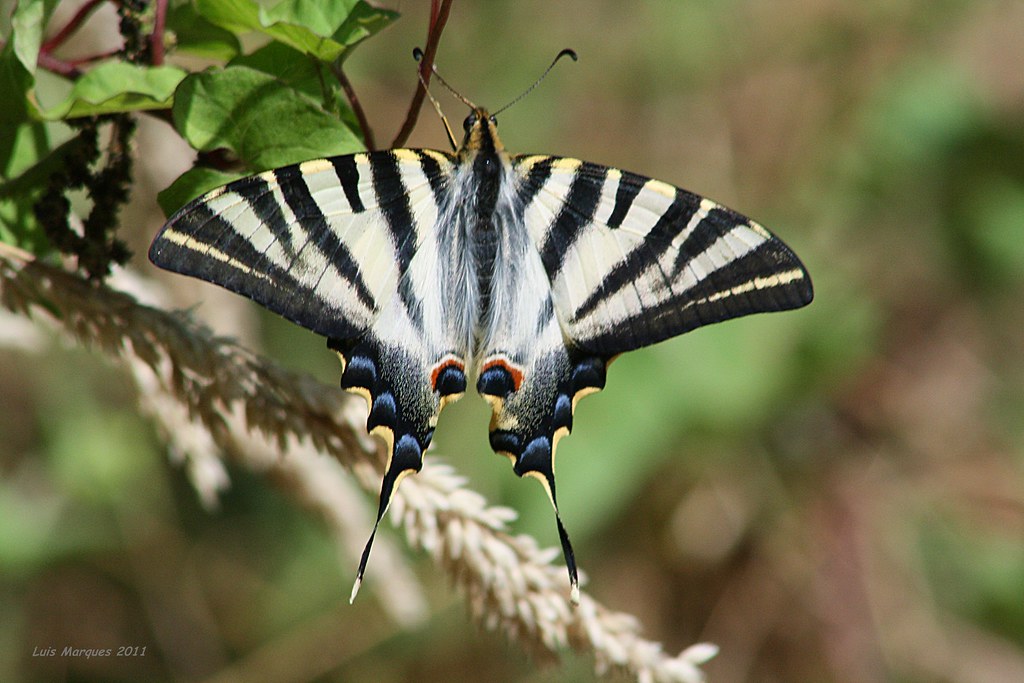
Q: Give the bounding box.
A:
[514,155,813,357]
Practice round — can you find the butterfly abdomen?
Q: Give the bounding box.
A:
[466,125,510,352]
[472,224,499,327]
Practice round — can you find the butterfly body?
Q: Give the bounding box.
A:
[150,105,812,602]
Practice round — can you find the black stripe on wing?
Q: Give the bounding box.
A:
[605,169,645,229]
[372,152,424,332]
[570,188,703,321]
[416,151,450,203]
[516,155,554,207]
[231,174,295,254]
[580,235,813,355]
[273,164,378,311]
[538,161,607,280]
[331,156,366,213]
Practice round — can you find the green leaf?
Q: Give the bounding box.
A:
[163,65,363,214]
[194,0,397,62]
[230,41,329,102]
[0,192,48,253]
[0,121,76,254]
[330,0,399,56]
[0,0,59,123]
[172,66,362,170]
[0,45,33,124]
[0,128,54,252]
[157,166,241,215]
[228,41,360,123]
[10,0,56,73]
[1,121,46,180]
[260,0,363,37]
[1,120,75,188]
[166,2,242,61]
[36,62,188,120]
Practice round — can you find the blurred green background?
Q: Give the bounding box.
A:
[3,0,1024,681]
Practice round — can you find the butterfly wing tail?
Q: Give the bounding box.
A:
[330,336,461,601]
[349,433,423,602]
[479,347,609,604]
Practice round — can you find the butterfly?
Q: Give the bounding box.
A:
[149,64,813,604]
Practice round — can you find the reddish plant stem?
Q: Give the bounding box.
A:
[69,49,122,66]
[37,50,82,78]
[390,0,454,148]
[150,0,167,65]
[41,0,109,53]
[332,63,376,151]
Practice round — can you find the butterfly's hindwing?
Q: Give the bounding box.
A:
[329,331,467,593]
[478,338,608,597]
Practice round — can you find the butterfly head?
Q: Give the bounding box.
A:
[413,47,574,154]
[459,107,505,157]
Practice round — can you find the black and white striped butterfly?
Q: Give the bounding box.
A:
[149,67,813,603]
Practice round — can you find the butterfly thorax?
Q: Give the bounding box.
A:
[443,108,526,366]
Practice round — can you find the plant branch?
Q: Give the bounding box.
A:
[41,0,109,53]
[390,0,454,147]
[67,48,122,66]
[150,0,167,65]
[331,63,376,150]
[36,50,83,78]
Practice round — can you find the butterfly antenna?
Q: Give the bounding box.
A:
[413,47,466,149]
[493,48,578,117]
